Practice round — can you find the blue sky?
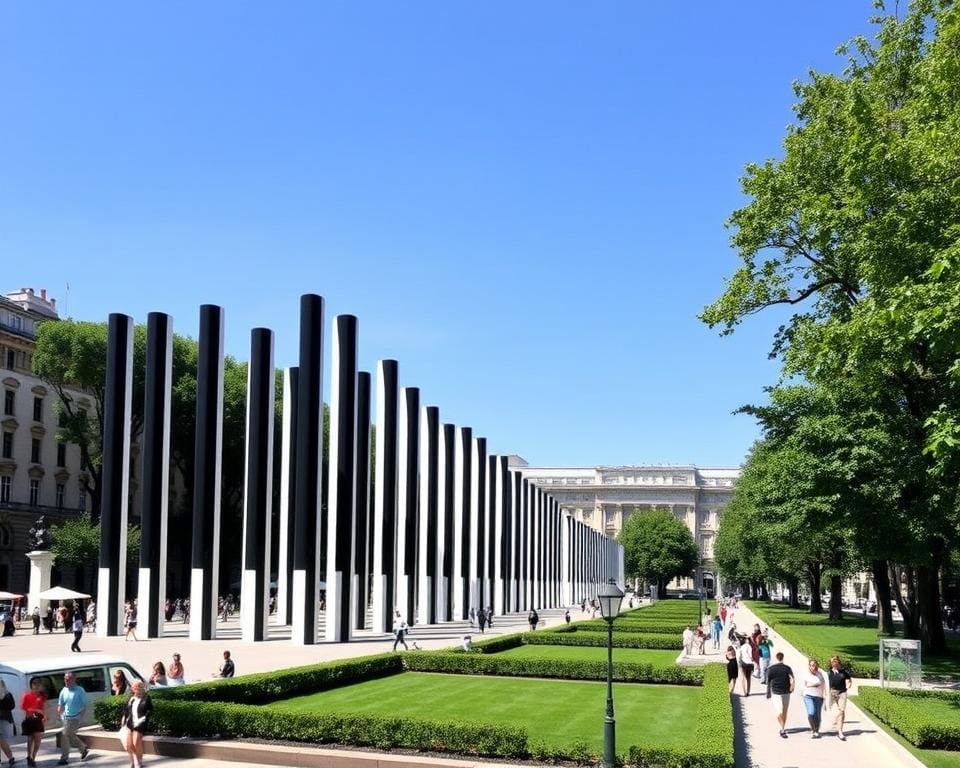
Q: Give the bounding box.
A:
[1,2,877,467]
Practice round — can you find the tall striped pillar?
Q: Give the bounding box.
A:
[241,328,275,642]
[452,426,472,620]
[325,315,359,642]
[416,406,440,625]
[139,312,172,638]
[98,313,133,638]
[471,437,487,611]
[396,387,420,626]
[371,360,399,634]
[353,371,372,630]
[190,305,224,642]
[277,367,299,626]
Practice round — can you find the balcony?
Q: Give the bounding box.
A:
[0,320,36,341]
[0,499,85,517]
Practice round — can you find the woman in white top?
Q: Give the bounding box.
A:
[801,658,827,738]
[738,638,755,696]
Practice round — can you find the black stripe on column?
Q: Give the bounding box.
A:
[401,387,420,625]
[354,370,372,630]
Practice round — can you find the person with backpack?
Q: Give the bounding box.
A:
[392,611,409,651]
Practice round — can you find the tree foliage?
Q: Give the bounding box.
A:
[701,0,960,652]
[618,508,698,595]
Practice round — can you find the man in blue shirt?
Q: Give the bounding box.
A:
[56,672,90,764]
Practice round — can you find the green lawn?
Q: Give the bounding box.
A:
[268,671,701,752]
[749,602,960,679]
[493,644,680,665]
[854,699,960,768]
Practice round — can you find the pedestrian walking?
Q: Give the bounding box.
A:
[758,632,773,684]
[738,637,755,696]
[124,602,138,641]
[392,612,409,651]
[120,679,153,768]
[682,626,694,657]
[477,608,487,633]
[802,658,827,738]
[32,606,41,635]
[486,606,494,629]
[765,652,795,738]
[725,646,739,694]
[469,607,476,629]
[711,614,722,649]
[57,671,91,763]
[564,609,571,624]
[21,676,47,767]
[85,600,96,632]
[827,655,852,740]
[70,610,84,652]
[0,680,16,765]
[528,609,539,631]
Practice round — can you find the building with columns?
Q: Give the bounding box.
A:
[513,460,739,597]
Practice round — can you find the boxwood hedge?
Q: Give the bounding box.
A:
[525,629,681,650]
[856,686,960,750]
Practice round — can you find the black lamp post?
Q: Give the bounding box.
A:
[598,577,625,768]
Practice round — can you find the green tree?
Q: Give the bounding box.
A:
[50,514,141,593]
[618,508,698,597]
[701,1,960,652]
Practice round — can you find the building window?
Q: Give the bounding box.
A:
[0,477,9,503]
[31,438,41,464]
[29,479,40,507]
[33,396,42,421]
[2,390,13,416]
[0,525,9,547]
[1,432,11,460]
[56,443,66,467]
[4,350,13,370]
[56,483,65,509]
[78,488,86,512]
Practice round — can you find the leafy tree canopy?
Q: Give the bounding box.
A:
[618,508,698,594]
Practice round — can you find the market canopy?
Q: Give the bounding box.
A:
[0,591,23,600]
[37,586,91,601]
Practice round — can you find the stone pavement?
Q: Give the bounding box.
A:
[725,603,924,768]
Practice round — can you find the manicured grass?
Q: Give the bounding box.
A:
[855,699,960,768]
[749,601,960,679]
[493,644,680,665]
[268,671,701,752]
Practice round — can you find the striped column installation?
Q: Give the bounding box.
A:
[437,423,455,622]
[190,304,225,642]
[471,437,487,611]
[416,405,440,624]
[292,294,325,646]
[277,367,298,626]
[240,327,275,642]
[396,387,420,627]
[138,311,172,638]
[98,313,134,638]
[326,315,359,642]
[371,360,399,634]
[453,426,472,620]
[353,370,372,631]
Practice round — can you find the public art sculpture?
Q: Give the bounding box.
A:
[27,516,51,551]
[96,294,624,642]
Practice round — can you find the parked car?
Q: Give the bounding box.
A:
[0,655,145,729]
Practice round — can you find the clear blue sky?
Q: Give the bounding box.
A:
[1,2,877,468]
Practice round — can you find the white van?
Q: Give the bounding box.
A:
[0,655,145,729]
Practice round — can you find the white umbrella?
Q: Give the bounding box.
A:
[0,591,24,600]
[37,586,91,601]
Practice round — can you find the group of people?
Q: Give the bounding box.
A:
[721,617,853,740]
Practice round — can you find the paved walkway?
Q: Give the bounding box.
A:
[725,603,924,768]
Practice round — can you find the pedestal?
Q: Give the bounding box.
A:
[26,550,55,614]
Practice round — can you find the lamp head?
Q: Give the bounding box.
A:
[598,577,624,620]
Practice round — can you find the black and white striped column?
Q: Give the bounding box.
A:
[486,454,497,611]
[277,367,299,626]
[396,387,420,626]
[190,304,224,642]
[470,437,486,613]
[98,313,133,638]
[292,294,325,645]
[241,328,275,642]
[493,455,510,614]
[139,312,172,638]
[439,423,455,621]
[512,471,523,611]
[325,315,359,642]
[416,405,439,624]
[453,426,471,620]
[371,360,399,634]
[353,371,372,631]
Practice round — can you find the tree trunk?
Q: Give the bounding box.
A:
[891,564,919,639]
[760,583,770,601]
[828,573,844,621]
[917,542,947,654]
[872,560,895,636]
[807,564,823,613]
[787,577,801,608]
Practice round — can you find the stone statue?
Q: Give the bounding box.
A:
[27,516,51,551]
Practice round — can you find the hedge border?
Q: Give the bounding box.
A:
[526,629,681,650]
[856,686,960,750]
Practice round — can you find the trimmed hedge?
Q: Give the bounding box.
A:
[95,697,527,757]
[402,650,703,686]
[856,687,960,750]
[577,621,689,636]
[526,629,680,650]
[468,634,526,654]
[628,666,733,768]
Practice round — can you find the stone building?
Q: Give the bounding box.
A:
[0,288,93,593]
[514,460,739,597]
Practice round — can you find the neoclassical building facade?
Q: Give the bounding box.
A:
[513,461,739,597]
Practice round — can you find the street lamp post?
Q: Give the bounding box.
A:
[598,577,625,768]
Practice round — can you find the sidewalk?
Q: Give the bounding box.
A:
[727,603,924,768]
